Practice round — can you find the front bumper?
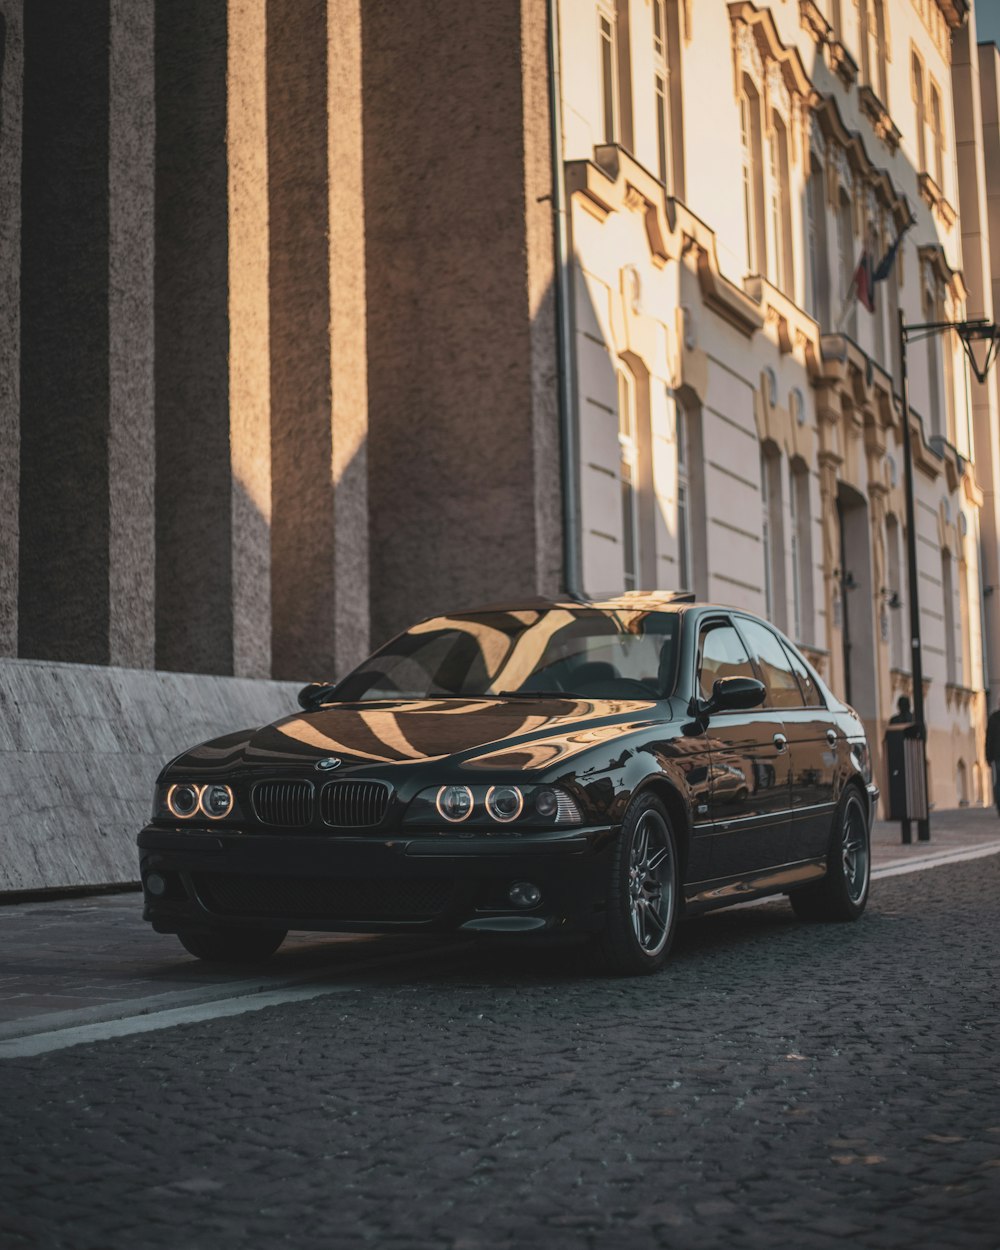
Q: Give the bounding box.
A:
[137,823,617,936]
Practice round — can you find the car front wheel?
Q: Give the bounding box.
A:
[790,787,870,922]
[177,927,287,963]
[596,793,679,976]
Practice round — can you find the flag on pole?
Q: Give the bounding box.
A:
[872,215,916,285]
[835,215,916,330]
[853,244,875,314]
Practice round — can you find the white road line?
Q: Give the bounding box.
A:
[0,983,358,1060]
[872,841,1000,878]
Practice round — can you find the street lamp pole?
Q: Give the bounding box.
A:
[896,312,1000,843]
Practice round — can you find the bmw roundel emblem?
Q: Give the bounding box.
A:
[315,757,342,772]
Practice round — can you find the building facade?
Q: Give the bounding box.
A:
[559,0,997,810]
[0,0,997,890]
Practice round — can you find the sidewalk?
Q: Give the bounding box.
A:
[871,803,1000,867]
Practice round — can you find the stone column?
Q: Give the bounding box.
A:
[363,0,560,645]
[267,0,369,682]
[0,1,21,658]
[228,0,272,679]
[19,0,112,663]
[154,0,232,676]
[155,0,272,678]
[108,0,155,670]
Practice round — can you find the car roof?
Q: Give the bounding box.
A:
[431,592,764,618]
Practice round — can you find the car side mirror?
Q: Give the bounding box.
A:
[297,682,339,712]
[709,676,766,713]
[689,676,766,721]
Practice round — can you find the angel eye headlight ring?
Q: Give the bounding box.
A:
[166,783,201,819]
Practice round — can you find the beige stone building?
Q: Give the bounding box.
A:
[0,0,998,892]
[557,0,999,809]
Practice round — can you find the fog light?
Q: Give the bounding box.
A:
[145,872,168,898]
[508,881,542,909]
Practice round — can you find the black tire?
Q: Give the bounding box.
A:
[789,787,870,923]
[595,792,679,975]
[177,927,287,963]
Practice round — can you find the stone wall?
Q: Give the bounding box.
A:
[0,659,299,893]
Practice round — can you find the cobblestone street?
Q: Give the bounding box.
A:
[2,842,999,1249]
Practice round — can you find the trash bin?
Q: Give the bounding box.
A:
[883,724,928,822]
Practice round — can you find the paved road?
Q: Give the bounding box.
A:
[2,855,999,1250]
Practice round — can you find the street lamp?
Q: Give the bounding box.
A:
[897,313,1000,842]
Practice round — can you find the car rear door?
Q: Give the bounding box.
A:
[696,616,792,877]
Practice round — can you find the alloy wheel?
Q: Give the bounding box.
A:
[628,809,674,956]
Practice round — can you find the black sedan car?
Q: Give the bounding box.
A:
[139,594,877,975]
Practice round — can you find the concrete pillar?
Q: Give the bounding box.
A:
[19,0,111,663]
[0,2,21,658]
[228,0,272,679]
[363,0,560,646]
[267,0,369,682]
[154,0,232,676]
[108,0,155,669]
[155,0,272,679]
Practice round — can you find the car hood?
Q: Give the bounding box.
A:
[169,696,667,774]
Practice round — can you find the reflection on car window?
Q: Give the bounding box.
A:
[697,623,756,699]
[779,638,823,707]
[738,619,806,708]
[334,609,682,701]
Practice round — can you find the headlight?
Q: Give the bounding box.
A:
[166,783,201,819]
[407,783,582,827]
[435,785,474,822]
[200,784,234,819]
[485,785,523,822]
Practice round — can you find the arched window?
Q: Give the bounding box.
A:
[599,6,618,144]
[930,81,944,190]
[837,189,856,338]
[617,364,639,591]
[806,157,830,326]
[769,114,793,295]
[789,458,813,643]
[942,548,957,686]
[673,391,708,599]
[760,444,786,628]
[740,78,765,275]
[873,1,889,105]
[912,53,927,173]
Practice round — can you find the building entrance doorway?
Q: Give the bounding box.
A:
[836,484,877,719]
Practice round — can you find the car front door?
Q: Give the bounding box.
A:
[696,617,792,877]
[735,616,828,865]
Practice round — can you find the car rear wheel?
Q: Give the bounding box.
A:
[596,793,679,976]
[789,788,870,922]
[177,927,287,963]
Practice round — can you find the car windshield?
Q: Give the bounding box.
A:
[334,608,681,701]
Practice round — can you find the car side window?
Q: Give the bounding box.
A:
[779,638,823,707]
[697,623,756,699]
[738,619,806,709]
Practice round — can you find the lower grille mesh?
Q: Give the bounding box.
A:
[194,873,453,920]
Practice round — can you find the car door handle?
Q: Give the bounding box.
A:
[773,733,787,752]
[826,729,837,747]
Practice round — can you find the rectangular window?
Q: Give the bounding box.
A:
[655,74,669,187]
[600,13,617,144]
[677,408,690,590]
[653,0,664,59]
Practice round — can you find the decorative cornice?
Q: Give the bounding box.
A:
[858,85,902,155]
[917,242,968,303]
[917,173,957,231]
[728,3,814,101]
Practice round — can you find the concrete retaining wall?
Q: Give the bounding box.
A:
[0,658,299,892]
